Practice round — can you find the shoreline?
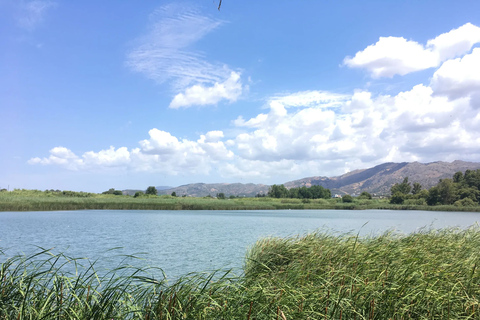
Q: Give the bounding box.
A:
[1,195,479,212]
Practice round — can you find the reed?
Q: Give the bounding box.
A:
[2,191,480,212]
[2,227,480,319]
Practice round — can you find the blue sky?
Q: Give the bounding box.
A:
[1,0,480,192]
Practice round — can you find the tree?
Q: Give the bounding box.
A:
[390,192,405,204]
[342,194,353,203]
[268,184,288,198]
[134,191,144,198]
[437,179,457,205]
[146,186,158,195]
[102,188,122,195]
[216,192,226,199]
[391,177,411,195]
[412,182,422,195]
[426,186,441,205]
[453,171,464,183]
[171,191,177,197]
[358,191,372,200]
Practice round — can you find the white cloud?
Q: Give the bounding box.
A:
[127,4,243,107]
[344,37,438,78]
[231,83,478,169]
[430,48,480,100]
[27,146,82,170]
[30,22,480,183]
[344,23,480,78]
[17,0,56,31]
[270,90,349,108]
[169,71,242,108]
[427,23,480,62]
[29,78,480,181]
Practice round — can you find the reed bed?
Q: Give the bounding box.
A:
[2,228,480,319]
[2,193,480,212]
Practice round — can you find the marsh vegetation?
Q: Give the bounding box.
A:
[2,228,480,319]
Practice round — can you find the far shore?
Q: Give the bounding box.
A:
[1,192,479,212]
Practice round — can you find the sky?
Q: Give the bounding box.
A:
[1,0,480,193]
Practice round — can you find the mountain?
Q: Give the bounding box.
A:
[124,160,480,197]
[284,160,480,195]
[157,183,269,198]
[123,186,172,196]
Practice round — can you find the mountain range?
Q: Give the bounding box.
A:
[130,160,480,197]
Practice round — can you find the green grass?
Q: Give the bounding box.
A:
[1,190,480,212]
[2,227,480,319]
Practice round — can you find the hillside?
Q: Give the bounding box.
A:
[127,160,480,197]
[284,160,480,195]
[157,183,269,198]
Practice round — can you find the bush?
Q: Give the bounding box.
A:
[358,191,372,200]
[454,198,476,207]
[342,195,353,203]
[390,192,405,204]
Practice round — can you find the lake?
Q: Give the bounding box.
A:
[0,209,479,279]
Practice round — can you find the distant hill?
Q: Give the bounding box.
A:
[284,160,480,195]
[157,183,269,198]
[123,186,172,196]
[123,160,480,197]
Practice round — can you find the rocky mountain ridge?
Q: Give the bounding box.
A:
[129,160,480,197]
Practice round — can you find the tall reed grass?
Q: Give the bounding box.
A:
[2,192,480,212]
[2,227,480,319]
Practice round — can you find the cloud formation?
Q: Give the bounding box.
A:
[344,23,480,78]
[127,4,243,108]
[30,23,480,182]
[169,71,242,108]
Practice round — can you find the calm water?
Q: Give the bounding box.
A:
[0,209,479,279]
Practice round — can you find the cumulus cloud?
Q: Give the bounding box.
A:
[231,84,478,168]
[169,71,242,108]
[28,146,83,170]
[431,48,480,100]
[344,23,480,78]
[127,4,243,107]
[29,22,480,182]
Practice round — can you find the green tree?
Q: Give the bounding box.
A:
[453,171,464,183]
[342,194,353,203]
[145,186,158,195]
[216,192,226,199]
[391,177,411,195]
[412,182,422,195]
[102,188,122,195]
[437,179,457,205]
[390,192,405,204]
[426,186,441,205]
[268,184,288,198]
[171,191,177,197]
[358,191,372,200]
[134,191,144,198]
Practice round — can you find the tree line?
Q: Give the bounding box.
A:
[390,169,480,206]
[267,184,331,199]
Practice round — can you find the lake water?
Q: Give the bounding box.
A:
[0,209,479,279]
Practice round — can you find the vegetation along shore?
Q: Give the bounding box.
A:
[2,227,480,319]
[1,170,479,212]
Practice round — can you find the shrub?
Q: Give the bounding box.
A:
[342,194,353,203]
[454,198,476,207]
[390,192,405,204]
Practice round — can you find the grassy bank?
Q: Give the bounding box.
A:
[1,190,480,212]
[2,228,480,319]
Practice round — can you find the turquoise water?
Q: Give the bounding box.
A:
[0,209,479,279]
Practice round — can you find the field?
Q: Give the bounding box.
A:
[1,189,479,212]
[2,228,480,319]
